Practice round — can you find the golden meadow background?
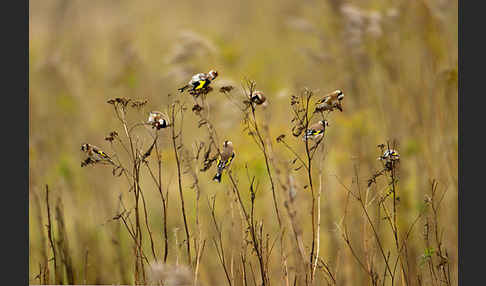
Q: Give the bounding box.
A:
[29,0,458,285]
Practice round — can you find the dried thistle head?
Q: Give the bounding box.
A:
[219,85,234,93]
[166,30,218,64]
[148,263,194,286]
[290,95,300,106]
[107,97,131,108]
[289,88,316,137]
[105,131,119,142]
[130,99,148,109]
[192,104,203,115]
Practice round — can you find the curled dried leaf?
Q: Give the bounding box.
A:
[292,125,305,137]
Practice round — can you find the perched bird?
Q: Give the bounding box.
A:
[213,140,235,183]
[378,148,400,170]
[178,70,218,94]
[302,120,329,141]
[81,143,116,166]
[315,90,344,113]
[148,111,169,130]
[250,90,266,105]
[378,149,400,162]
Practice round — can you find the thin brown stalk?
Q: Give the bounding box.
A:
[170,103,192,265]
[336,173,395,283]
[243,80,282,227]
[45,185,61,284]
[208,196,232,286]
[139,187,158,261]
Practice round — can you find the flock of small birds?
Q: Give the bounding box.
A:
[81,69,400,182]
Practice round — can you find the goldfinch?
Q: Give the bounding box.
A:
[302,120,329,141]
[378,148,400,170]
[378,149,400,161]
[250,90,266,105]
[213,140,235,183]
[315,90,344,113]
[81,143,116,166]
[178,70,218,95]
[148,111,169,130]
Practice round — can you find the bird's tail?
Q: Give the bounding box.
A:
[213,172,222,183]
[107,157,117,166]
[178,85,189,92]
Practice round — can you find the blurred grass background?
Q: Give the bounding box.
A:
[29,0,457,284]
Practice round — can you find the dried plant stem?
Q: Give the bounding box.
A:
[54,198,75,284]
[208,196,232,286]
[45,185,61,284]
[281,173,307,272]
[84,249,89,284]
[337,174,395,283]
[302,90,317,282]
[194,239,206,285]
[227,173,268,285]
[237,80,282,227]
[144,139,169,262]
[112,105,147,284]
[280,233,290,286]
[32,189,48,283]
[139,187,158,261]
[170,103,192,265]
[312,143,325,281]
